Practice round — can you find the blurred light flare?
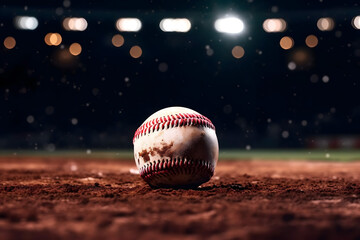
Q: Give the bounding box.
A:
[214,17,244,34]
[280,36,294,50]
[26,115,34,124]
[50,34,57,45]
[317,18,335,31]
[232,46,245,59]
[112,34,124,47]
[158,62,168,72]
[69,43,82,56]
[63,18,88,31]
[130,46,142,58]
[288,62,296,70]
[159,18,191,32]
[305,35,318,48]
[322,75,330,83]
[52,49,77,69]
[352,16,360,29]
[44,33,62,46]
[44,33,51,45]
[293,50,308,64]
[289,48,313,69]
[4,36,16,49]
[116,18,142,32]
[15,16,38,30]
[262,18,286,32]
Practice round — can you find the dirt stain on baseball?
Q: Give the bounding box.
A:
[139,141,174,162]
[139,149,150,162]
[183,130,207,158]
[150,141,174,158]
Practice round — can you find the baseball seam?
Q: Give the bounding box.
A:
[139,158,214,184]
[133,113,215,143]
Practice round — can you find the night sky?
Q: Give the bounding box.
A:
[0,0,359,150]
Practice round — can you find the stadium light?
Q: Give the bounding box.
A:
[305,35,318,48]
[317,18,335,31]
[352,16,360,29]
[279,36,294,50]
[214,17,244,34]
[3,36,16,49]
[69,43,82,56]
[129,45,142,58]
[232,46,245,59]
[63,17,88,31]
[116,18,142,32]
[44,33,62,46]
[112,34,124,47]
[14,16,38,30]
[263,18,287,32]
[159,18,191,32]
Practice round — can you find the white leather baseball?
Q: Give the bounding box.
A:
[133,106,219,188]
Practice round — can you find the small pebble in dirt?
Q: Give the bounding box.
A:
[94,182,100,187]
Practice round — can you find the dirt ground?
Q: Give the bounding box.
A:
[1,157,360,240]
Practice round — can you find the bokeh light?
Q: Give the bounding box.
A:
[69,43,82,56]
[3,36,16,49]
[214,17,244,34]
[317,18,335,31]
[159,18,191,32]
[231,46,245,59]
[50,34,62,46]
[116,18,142,32]
[63,17,88,31]
[279,36,294,50]
[352,16,360,29]
[112,34,124,47]
[14,16,38,30]
[322,75,330,83]
[288,62,296,70]
[292,49,308,64]
[44,33,51,45]
[129,46,142,58]
[262,18,287,32]
[53,49,77,68]
[289,48,313,69]
[44,33,62,46]
[305,35,319,48]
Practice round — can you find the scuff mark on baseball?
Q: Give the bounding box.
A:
[133,106,219,188]
[139,141,175,162]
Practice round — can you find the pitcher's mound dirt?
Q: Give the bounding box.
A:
[1,157,360,240]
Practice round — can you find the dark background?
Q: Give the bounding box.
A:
[0,0,359,150]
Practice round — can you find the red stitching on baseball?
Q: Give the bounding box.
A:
[133,113,215,143]
[139,158,214,187]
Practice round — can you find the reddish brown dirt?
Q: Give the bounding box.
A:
[1,157,360,240]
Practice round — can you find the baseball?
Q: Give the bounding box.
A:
[133,106,219,188]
